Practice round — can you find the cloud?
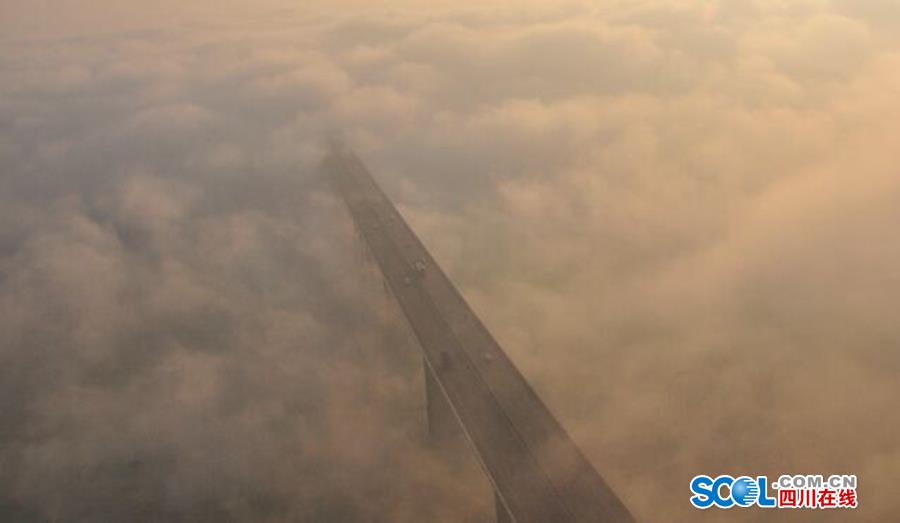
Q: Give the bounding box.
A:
[1,1,898,521]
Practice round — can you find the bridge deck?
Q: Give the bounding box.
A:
[325,146,634,523]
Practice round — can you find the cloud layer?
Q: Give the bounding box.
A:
[2,1,898,521]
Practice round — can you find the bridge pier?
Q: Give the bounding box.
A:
[427,358,512,522]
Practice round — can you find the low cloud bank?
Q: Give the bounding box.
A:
[1,1,898,521]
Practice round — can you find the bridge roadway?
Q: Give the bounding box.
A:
[325,146,635,523]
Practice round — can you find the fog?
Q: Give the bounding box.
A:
[1,1,898,521]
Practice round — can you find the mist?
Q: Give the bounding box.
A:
[1,1,898,521]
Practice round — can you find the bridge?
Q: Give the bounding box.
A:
[324,145,635,523]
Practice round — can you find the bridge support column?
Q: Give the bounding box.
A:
[424,358,455,447]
